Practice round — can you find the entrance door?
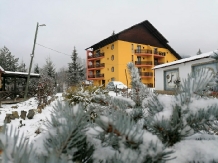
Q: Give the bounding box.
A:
[137,45,141,53]
[137,56,141,65]
[102,80,105,87]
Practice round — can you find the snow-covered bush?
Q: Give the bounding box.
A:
[36,75,56,105]
[63,85,109,108]
[1,62,218,163]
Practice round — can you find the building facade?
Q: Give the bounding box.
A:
[153,51,218,94]
[86,20,181,87]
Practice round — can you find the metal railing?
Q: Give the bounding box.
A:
[135,61,152,65]
[145,83,153,87]
[139,72,153,77]
[135,49,166,56]
[154,62,164,65]
[88,63,105,68]
[88,53,104,59]
[135,49,152,54]
[88,73,104,78]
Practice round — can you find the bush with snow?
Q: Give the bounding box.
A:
[1,62,218,163]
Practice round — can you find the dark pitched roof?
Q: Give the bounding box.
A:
[86,20,182,59]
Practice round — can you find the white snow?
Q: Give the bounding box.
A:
[153,50,218,69]
[4,71,40,77]
[0,66,4,72]
[0,91,218,162]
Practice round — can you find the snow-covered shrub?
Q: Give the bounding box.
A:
[2,61,218,163]
[127,63,151,107]
[143,67,218,147]
[63,85,109,108]
[44,101,94,163]
[36,75,56,105]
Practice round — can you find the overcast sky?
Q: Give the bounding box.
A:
[1,0,218,70]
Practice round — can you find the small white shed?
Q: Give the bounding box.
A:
[153,50,218,94]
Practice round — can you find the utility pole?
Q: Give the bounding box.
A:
[24,22,45,100]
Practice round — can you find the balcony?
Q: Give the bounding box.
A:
[145,83,153,88]
[88,73,104,79]
[88,63,105,69]
[154,62,164,65]
[135,61,152,66]
[88,53,104,60]
[139,72,153,78]
[154,51,166,58]
[135,49,152,56]
[135,49,166,58]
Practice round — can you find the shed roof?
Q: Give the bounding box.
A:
[0,66,5,73]
[153,50,218,69]
[2,71,40,78]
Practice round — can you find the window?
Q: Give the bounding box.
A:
[111,67,114,72]
[111,44,114,50]
[137,45,141,53]
[154,48,158,54]
[111,55,114,61]
[154,58,158,65]
[96,50,100,57]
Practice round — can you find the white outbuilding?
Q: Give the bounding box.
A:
[153,50,218,94]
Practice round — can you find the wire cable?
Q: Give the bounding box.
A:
[36,43,71,56]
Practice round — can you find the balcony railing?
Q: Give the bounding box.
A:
[139,72,153,77]
[154,62,164,65]
[88,63,105,69]
[88,53,104,59]
[145,83,153,87]
[88,73,104,78]
[135,49,166,56]
[135,49,152,54]
[135,61,152,65]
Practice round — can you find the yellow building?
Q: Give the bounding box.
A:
[86,20,181,88]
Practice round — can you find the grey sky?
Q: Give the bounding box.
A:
[1,0,218,70]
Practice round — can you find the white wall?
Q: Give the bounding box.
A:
[155,57,215,90]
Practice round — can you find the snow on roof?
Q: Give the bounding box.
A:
[153,50,218,69]
[112,81,125,85]
[4,71,40,77]
[0,66,5,72]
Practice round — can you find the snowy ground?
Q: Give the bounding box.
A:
[0,93,63,154]
[1,92,218,162]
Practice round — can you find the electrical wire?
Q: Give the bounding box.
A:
[36,43,71,56]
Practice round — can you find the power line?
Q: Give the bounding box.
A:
[36,43,71,56]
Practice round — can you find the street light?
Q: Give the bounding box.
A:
[24,22,46,100]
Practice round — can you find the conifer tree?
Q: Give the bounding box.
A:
[34,64,40,74]
[209,51,218,93]
[68,47,85,86]
[2,58,218,162]
[42,57,56,79]
[17,60,27,72]
[196,49,202,55]
[0,46,19,71]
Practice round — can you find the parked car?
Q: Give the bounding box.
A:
[81,80,93,86]
[106,81,127,91]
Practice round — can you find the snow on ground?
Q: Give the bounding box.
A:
[0,91,218,162]
[0,93,63,152]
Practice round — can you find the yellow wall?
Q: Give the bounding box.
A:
[90,40,178,88]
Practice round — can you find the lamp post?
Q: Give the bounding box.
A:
[24,22,46,100]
